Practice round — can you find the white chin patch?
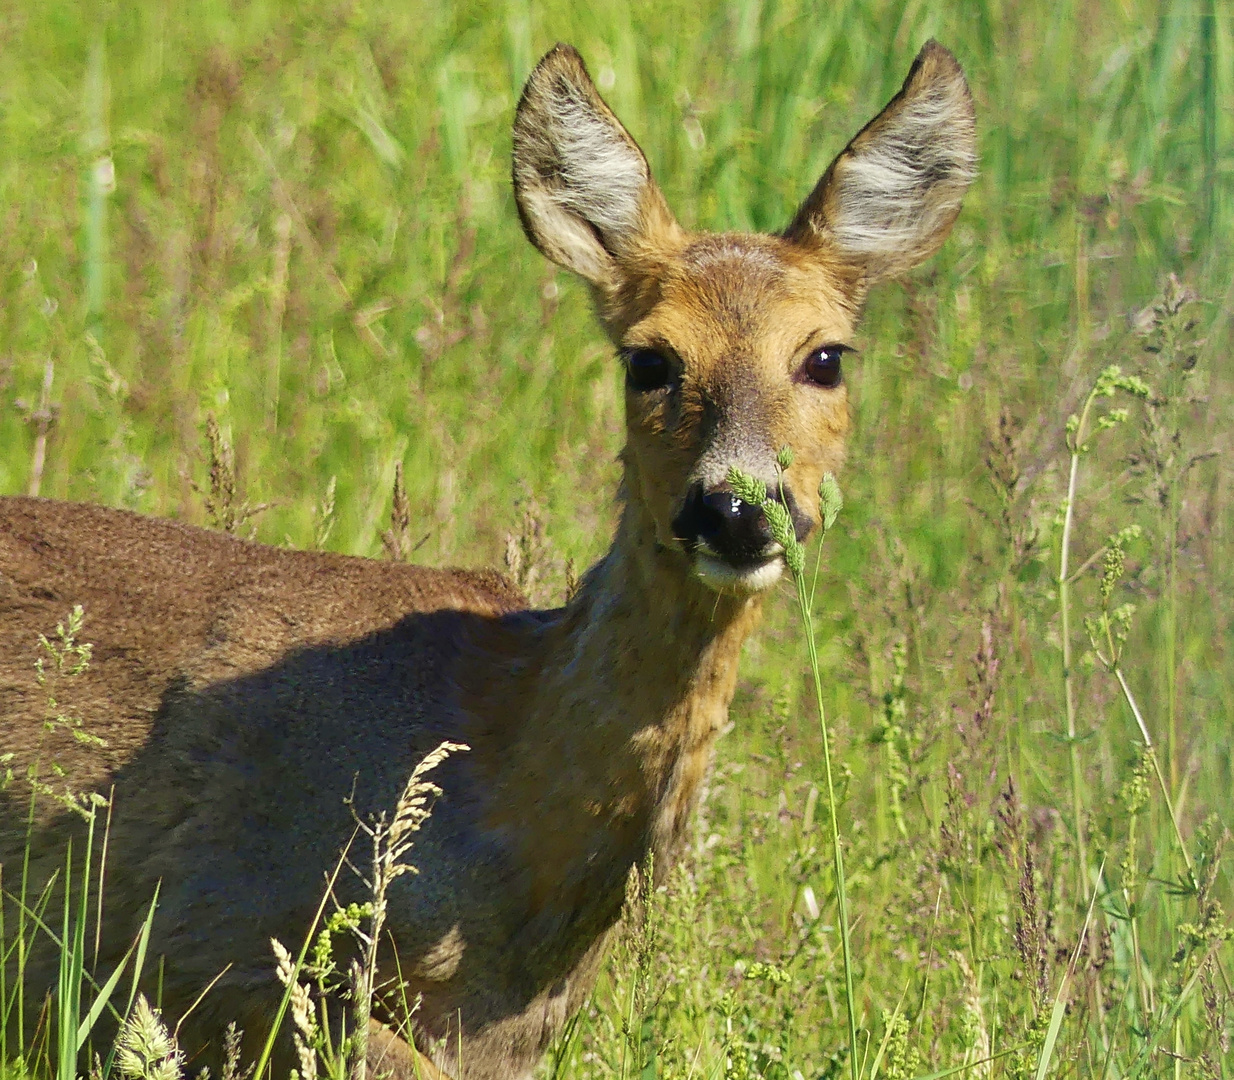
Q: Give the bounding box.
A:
[693,553,785,593]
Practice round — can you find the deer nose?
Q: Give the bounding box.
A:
[673,482,777,565]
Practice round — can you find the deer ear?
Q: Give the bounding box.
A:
[513,44,678,287]
[784,41,976,283]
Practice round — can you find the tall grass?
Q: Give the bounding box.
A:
[2,0,1232,1076]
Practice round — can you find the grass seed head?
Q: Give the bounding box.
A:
[726,466,767,510]
[116,996,184,1080]
[818,473,843,533]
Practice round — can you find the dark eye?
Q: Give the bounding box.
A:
[623,348,673,391]
[803,345,847,388]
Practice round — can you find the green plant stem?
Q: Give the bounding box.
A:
[1124,823,1151,1022]
[14,784,41,1067]
[1201,0,1217,241]
[253,835,355,1080]
[1110,665,1193,888]
[793,564,859,1080]
[1059,390,1098,901]
[0,863,5,1071]
[1164,491,1178,795]
[1034,859,1103,1080]
[1096,600,1224,999]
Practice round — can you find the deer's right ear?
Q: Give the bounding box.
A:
[784,41,977,284]
[513,44,678,288]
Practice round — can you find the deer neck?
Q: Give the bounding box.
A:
[469,491,763,877]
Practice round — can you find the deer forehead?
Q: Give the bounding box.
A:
[618,239,853,479]
[627,235,858,388]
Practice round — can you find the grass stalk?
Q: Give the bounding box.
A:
[1033,860,1103,1080]
[1110,665,1193,887]
[729,462,858,1080]
[1164,506,1179,794]
[56,801,137,1080]
[17,788,38,1062]
[1058,392,1096,900]
[796,550,859,1080]
[0,864,5,1072]
[82,33,109,330]
[1201,0,1217,243]
[348,741,467,1080]
[1058,363,1149,904]
[793,543,859,1080]
[56,835,80,1080]
[253,836,355,1080]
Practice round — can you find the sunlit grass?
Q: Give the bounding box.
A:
[2,0,1232,1076]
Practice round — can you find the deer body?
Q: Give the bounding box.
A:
[1,495,752,1076]
[0,42,974,1080]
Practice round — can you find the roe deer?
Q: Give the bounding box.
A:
[0,41,975,1080]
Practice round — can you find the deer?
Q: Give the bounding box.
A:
[0,40,975,1080]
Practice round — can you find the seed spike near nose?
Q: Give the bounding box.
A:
[819,473,844,533]
[728,465,803,575]
[725,468,767,509]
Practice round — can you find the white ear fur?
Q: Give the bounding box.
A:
[512,45,673,286]
[785,41,977,282]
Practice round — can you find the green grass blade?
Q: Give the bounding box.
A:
[1033,983,1070,1080]
[123,884,159,1019]
[56,836,77,1080]
[253,831,355,1080]
[909,1044,1031,1080]
[1124,943,1222,1080]
[1034,860,1104,1080]
[75,938,135,1048]
[867,983,909,1080]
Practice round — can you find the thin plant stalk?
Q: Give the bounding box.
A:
[350,741,467,1080]
[728,462,858,1080]
[1201,0,1217,242]
[83,34,110,329]
[1120,781,1152,1022]
[57,804,99,1080]
[793,542,859,1080]
[253,835,356,1080]
[0,863,5,1072]
[1089,550,1195,888]
[1163,481,1179,796]
[94,787,114,971]
[1033,860,1104,1080]
[1057,364,1149,903]
[1058,390,1098,900]
[17,786,39,1062]
[1110,670,1192,887]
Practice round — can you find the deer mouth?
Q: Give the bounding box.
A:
[673,481,791,593]
[691,546,785,593]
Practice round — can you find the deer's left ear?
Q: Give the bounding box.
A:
[784,41,977,283]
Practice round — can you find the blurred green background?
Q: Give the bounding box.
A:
[1,0,1231,1073]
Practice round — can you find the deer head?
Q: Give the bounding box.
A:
[513,42,975,592]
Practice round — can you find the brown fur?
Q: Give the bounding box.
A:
[0,41,974,1080]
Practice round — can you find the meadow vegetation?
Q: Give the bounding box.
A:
[1,0,1232,1076]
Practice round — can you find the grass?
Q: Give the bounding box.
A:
[1,0,1233,1076]
[730,460,856,1080]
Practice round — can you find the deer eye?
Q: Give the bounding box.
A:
[803,345,847,388]
[623,348,674,391]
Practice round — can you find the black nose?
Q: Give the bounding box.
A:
[673,482,778,565]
